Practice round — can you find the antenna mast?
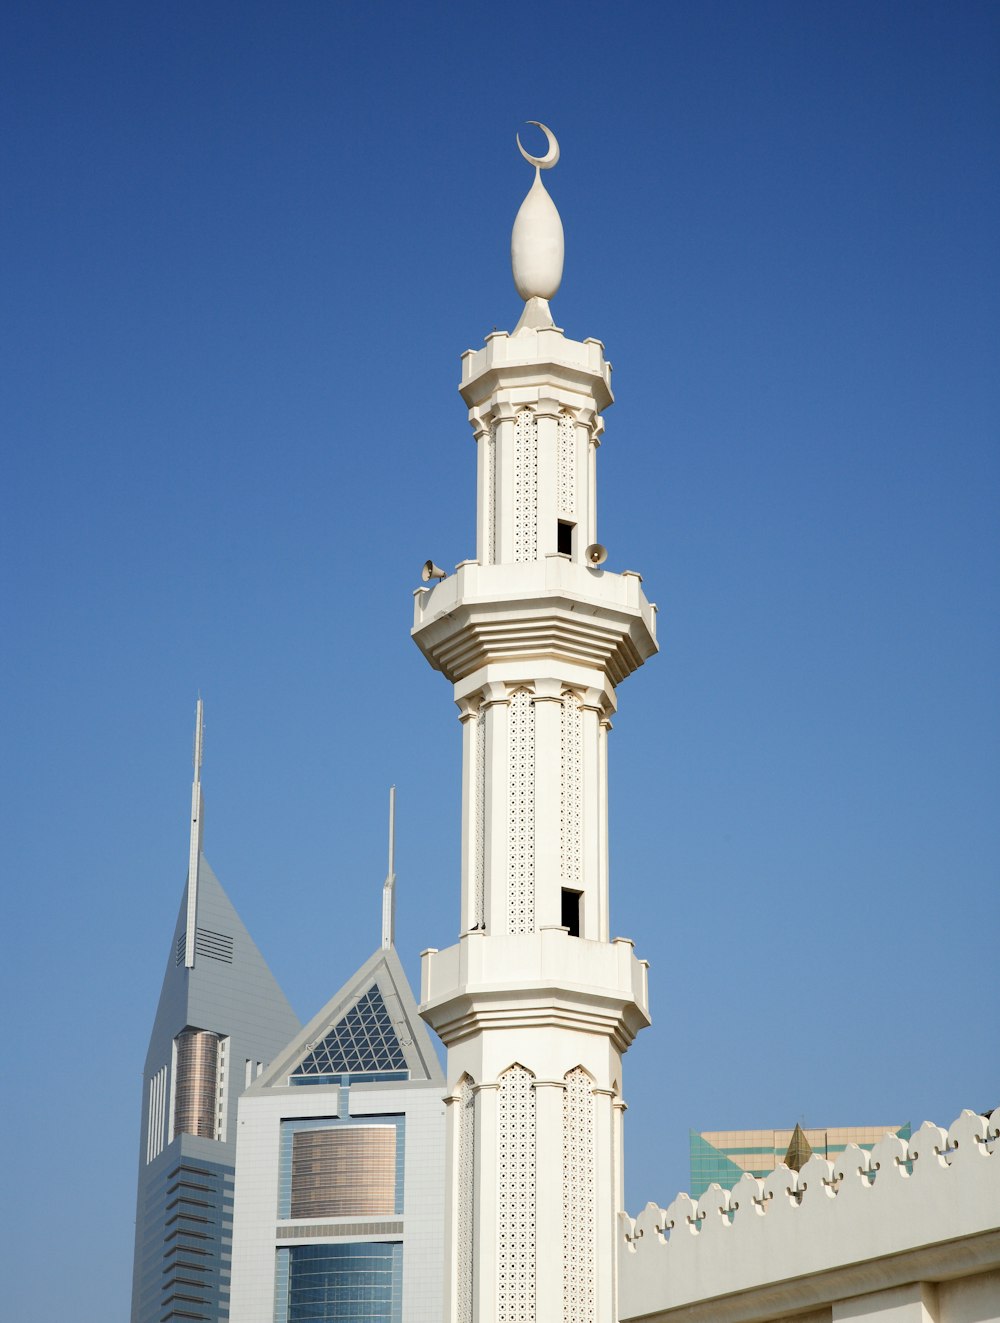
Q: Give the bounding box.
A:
[381,785,396,949]
[183,698,204,968]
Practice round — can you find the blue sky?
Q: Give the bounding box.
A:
[2,3,997,1317]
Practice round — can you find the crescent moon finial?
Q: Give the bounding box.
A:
[510,122,564,318]
[516,120,560,171]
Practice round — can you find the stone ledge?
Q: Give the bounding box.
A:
[420,931,650,1051]
[412,560,657,686]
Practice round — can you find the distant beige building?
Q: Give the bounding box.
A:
[689,1122,910,1199]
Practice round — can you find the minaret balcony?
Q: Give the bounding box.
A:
[420,929,651,1053]
[459,324,613,415]
[412,557,657,688]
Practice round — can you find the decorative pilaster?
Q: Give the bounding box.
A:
[557,412,577,525]
[475,1081,500,1323]
[598,714,612,941]
[560,692,584,900]
[595,1086,622,1317]
[508,688,536,935]
[455,1076,476,1323]
[493,401,520,566]
[513,409,539,563]
[532,680,564,931]
[533,1078,568,1318]
[579,690,604,941]
[457,698,479,934]
[481,685,511,936]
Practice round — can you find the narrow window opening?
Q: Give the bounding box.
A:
[557,521,574,556]
[561,888,582,938]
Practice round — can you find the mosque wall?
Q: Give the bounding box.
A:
[618,1108,1000,1323]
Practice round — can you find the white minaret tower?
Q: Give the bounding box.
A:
[415,123,658,1323]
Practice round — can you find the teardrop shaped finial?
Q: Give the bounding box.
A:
[511,122,564,320]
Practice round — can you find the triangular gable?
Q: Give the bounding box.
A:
[249,945,443,1091]
[294,984,406,1077]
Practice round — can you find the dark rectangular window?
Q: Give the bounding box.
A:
[561,888,582,937]
[557,521,574,556]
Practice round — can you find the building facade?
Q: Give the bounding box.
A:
[229,945,446,1323]
[131,703,301,1323]
[414,124,658,1323]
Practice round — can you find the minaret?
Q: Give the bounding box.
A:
[415,124,658,1323]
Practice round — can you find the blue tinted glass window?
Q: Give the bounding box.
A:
[285,1242,402,1323]
[289,1071,409,1087]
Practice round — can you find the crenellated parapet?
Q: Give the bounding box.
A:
[619,1108,1000,1323]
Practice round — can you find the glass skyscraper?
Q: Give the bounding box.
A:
[130,854,301,1322]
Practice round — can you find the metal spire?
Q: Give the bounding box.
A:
[183,698,204,968]
[381,785,397,950]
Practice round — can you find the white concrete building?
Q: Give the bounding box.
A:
[414,123,658,1323]
[229,935,445,1323]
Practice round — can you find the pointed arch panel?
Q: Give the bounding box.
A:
[498,1064,536,1323]
[562,1066,596,1323]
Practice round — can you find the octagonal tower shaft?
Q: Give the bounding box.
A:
[414,314,657,1323]
[415,327,657,945]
